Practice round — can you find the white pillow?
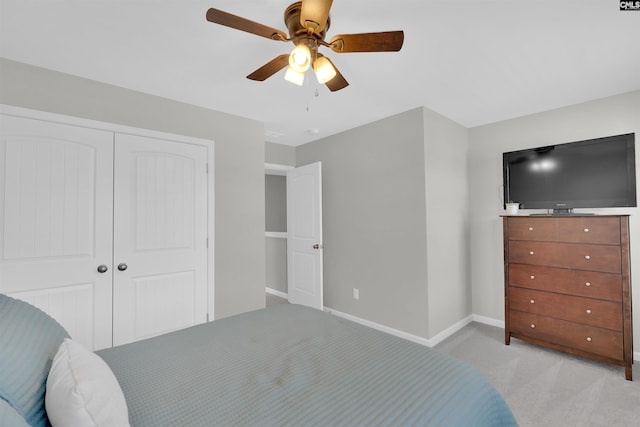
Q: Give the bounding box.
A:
[45,339,130,427]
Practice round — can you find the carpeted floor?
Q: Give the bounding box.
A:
[435,322,640,427]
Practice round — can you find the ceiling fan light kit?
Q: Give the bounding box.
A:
[289,43,312,72]
[313,56,337,84]
[206,0,404,92]
[284,66,306,86]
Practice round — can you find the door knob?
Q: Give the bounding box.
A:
[117,263,128,271]
[97,264,108,273]
[313,244,320,250]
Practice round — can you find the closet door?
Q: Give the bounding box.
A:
[0,115,114,350]
[112,134,208,346]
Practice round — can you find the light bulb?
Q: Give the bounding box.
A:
[289,44,311,73]
[284,66,305,86]
[313,56,337,84]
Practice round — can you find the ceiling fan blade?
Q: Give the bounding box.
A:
[320,57,349,92]
[300,0,333,33]
[246,55,290,81]
[329,31,404,53]
[206,8,288,41]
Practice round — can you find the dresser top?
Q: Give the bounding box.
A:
[501,214,630,218]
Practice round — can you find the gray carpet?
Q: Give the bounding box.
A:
[436,322,640,426]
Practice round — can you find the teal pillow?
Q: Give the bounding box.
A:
[1,397,30,427]
[0,294,69,426]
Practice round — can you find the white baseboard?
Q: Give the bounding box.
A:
[320,307,640,363]
[429,315,474,346]
[323,310,493,348]
[472,314,505,329]
[265,287,288,299]
[324,307,435,347]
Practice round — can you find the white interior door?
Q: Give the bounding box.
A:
[0,115,114,350]
[112,134,208,346]
[287,162,323,309]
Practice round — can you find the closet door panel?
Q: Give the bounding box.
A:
[0,115,114,350]
[112,134,208,345]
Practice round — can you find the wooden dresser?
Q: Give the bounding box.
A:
[503,215,633,380]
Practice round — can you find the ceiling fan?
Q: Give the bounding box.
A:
[205,0,404,91]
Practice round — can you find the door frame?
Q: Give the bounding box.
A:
[0,104,216,322]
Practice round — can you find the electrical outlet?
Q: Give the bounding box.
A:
[353,288,359,300]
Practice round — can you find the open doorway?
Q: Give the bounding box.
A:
[265,164,292,305]
[264,163,324,310]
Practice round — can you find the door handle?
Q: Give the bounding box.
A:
[97,264,108,273]
[313,244,321,250]
[117,263,128,271]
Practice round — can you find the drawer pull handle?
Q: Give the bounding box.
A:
[528,227,534,231]
[584,228,590,233]
[586,337,592,342]
[584,255,591,260]
[530,275,536,280]
[530,299,535,304]
[586,309,592,314]
[585,282,592,287]
[529,251,535,255]
[530,324,536,329]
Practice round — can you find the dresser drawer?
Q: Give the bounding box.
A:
[509,287,622,330]
[557,217,620,245]
[508,241,565,267]
[510,310,623,361]
[507,217,556,241]
[574,270,622,302]
[564,244,621,273]
[509,264,622,302]
[508,241,621,273]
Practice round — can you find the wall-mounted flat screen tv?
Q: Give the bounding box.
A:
[503,133,636,214]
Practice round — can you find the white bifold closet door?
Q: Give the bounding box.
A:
[0,115,115,350]
[112,134,208,346]
[0,115,209,350]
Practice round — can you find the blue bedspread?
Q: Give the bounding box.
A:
[97,304,517,426]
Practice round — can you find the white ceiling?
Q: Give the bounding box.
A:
[1,0,639,146]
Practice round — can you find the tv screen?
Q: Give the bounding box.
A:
[503,133,636,213]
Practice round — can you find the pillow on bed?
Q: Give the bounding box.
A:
[0,397,30,427]
[45,338,130,427]
[0,293,69,426]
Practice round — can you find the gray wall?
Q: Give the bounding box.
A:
[423,108,470,337]
[265,175,287,232]
[469,90,640,344]
[265,238,287,293]
[0,58,267,320]
[265,141,296,166]
[297,108,431,337]
[295,107,470,339]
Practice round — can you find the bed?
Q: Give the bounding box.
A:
[0,294,517,426]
